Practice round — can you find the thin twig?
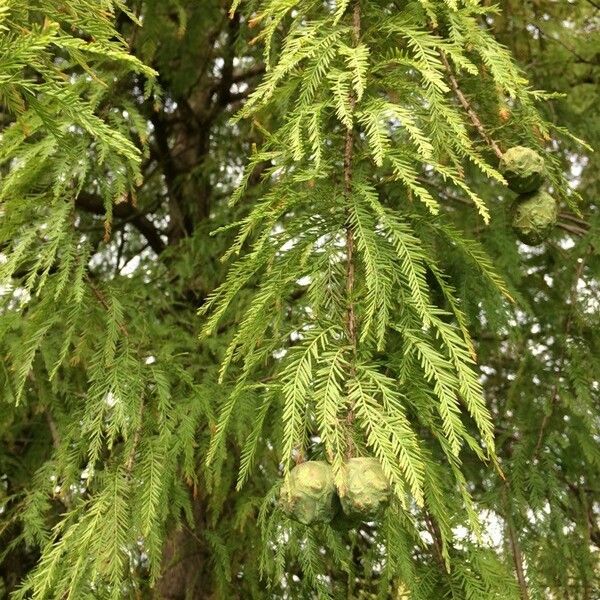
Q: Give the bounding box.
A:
[438,51,504,160]
[415,175,472,206]
[533,24,599,66]
[424,511,446,570]
[343,2,361,456]
[502,485,530,600]
[559,211,591,229]
[344,2,361,346]
[115,229,126,275]
[45,410,60,450]
[556,221,588,237]
[87,278,129,338]
[125,398,145,476]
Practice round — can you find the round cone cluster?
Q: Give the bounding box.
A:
[338,457,391,520]
[279,461,336,525]
[500,146,558,245]
[511,191,559,246]
[500,146,546,194]
[280,457,392,527]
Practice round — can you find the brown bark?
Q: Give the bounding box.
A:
[153,497,211,600]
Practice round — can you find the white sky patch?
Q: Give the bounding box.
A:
[104,391,117,407]
[419,530,434,545]
[296,275,311,286]
[121,255,141,275]
[559,237,576,250]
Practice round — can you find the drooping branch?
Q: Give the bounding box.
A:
[342,2,362,456]
[531,245,592,459]
[344,2,362,350]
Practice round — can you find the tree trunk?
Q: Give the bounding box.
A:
[153,497,211,600]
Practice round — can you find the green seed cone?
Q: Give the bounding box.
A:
[338,458,391,520]
[500,146,545,194]
[511,190,558,246]
[279,461,336,525]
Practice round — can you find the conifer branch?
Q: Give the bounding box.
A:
[125,399,145,476]
[76,192,166,255]
[532,246,591,458]
[87,279,129,339]
[86,276,144,477]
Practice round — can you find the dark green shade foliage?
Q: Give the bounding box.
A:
[279,461,336,525]
[511,190,559,245]
[500,146,546,194]
[338,458,391,521]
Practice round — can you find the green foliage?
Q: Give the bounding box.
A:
[0,0,598,599]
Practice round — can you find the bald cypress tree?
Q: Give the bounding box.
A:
[0,1,597,599]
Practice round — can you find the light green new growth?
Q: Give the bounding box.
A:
[199,4,581,594]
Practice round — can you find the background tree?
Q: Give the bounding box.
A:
[0,1,598,599]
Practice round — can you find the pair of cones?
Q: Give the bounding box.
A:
[500,146,559,245]
[279,458,391,526]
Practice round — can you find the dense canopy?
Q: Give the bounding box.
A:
[0,1,598,599]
